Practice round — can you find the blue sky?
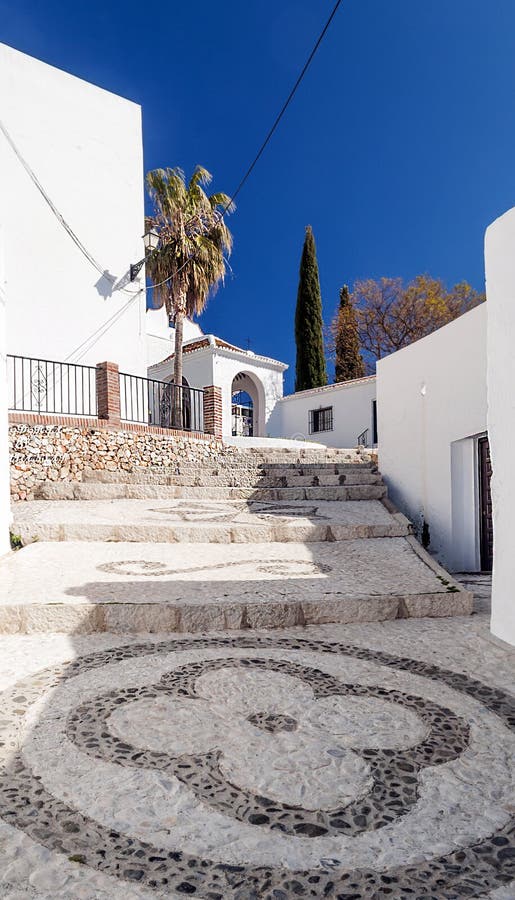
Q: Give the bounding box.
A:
[2,0,515,391]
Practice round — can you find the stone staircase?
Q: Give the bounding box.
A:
[2,446,473,634]
[35,461,386,502]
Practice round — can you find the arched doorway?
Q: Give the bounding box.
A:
[232,389,253,436]
[231,372,264,437]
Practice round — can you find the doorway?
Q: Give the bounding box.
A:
[231,390,253,436]
[478,435,493,572]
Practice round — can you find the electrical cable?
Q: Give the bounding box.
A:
[147,0,343,293]
[1,0,342,340]
[225,0,343,210]
[65,291,143,363]
[0,119,140,296]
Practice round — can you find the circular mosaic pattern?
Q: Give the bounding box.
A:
[0,634,514,899]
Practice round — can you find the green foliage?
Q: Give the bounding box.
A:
[145,166,234,427]
[9,532,22,551]
[333,285,366,382]
[145,165,234,320]
[294,226,327,392]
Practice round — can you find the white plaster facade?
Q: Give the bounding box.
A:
[146,307,204,368]
[0,43,147,374]
[267,377,377,448]
[149,335,287,438]
[0,243,11,556]
[485,207,515,647]
[377,303,487,573]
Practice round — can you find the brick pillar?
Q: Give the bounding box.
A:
[203,385,223,439]
[96,361,121,426]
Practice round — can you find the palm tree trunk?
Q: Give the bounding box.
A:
[172,307,184,429]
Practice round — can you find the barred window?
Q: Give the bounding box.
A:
[309,406,333,434]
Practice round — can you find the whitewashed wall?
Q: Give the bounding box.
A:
[268,377,376,448]
[146,308,204,368]
[0,43,147,376]
[485,207,515,647]
[150,342,286,437]
[0,227,11,555]
[215,351,285,437]
[377,304,487,571]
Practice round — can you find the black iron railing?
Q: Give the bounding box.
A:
[7,355,97,416]
[119,372,204,432]
[357,428,369,447]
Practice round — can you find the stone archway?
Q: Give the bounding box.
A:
[231,372,265,437]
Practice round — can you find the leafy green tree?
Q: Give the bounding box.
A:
[145,166,233,427]
[332,285,365,382]
[294,226,327,391]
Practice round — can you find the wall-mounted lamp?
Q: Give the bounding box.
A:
[130,228,160,281]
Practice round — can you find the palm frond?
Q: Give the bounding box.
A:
[145,165,234,320]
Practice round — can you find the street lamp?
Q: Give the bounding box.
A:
[130,228,160,281]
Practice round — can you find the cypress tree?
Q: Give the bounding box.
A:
[294,226,327,391]
[334,284,366,382]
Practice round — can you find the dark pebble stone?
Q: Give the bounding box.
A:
[294,823,328,837]
[123,869,144,881]
[249,814,269,825]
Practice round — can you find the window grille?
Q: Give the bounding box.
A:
[308,406,333,434]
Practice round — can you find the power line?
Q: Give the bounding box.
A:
[65,291,143,363]
[0,118,140,297]
[226,0,343,209]
[2,1,342,325]
[147,0,343,293]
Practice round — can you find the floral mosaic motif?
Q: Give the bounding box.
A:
[0,634,514,899]
[66,656,470,838]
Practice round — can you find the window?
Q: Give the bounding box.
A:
[309,406,333,434]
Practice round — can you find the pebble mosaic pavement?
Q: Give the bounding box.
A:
[1,588,514,899]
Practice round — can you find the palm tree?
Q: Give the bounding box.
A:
[145,166,234,428]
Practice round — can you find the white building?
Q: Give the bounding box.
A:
[0,43,513,649]
[146,306,204,369]
[267,376,377,447]
[485,207,515,647]
[377,303,488,574]
[0,279,9,556]
[0,43,147,376]
[148,327,287,439]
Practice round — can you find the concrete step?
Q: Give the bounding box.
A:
[257,473,381,486]
[83,462,376,484]
[37,482,259,501]
[259,463,376,473]
[0,538,473,634]
[222,448,371,459]
[12,497,407,545]
[35,482,386,502]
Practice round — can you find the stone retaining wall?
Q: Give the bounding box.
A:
[9,424,228,501]
[10,422,373,502]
